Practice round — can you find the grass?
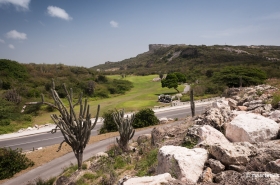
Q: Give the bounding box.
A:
[86,75,184,114]
[63,164,78,177]
[135,148,158,177]
[14,75,184,127]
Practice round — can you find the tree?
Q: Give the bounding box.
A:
[159,73,164,79]
[161,72,186,93]
[112,109,135,152]
[22,80,100,170]
[86,80,95,96]
[174,72,187,83]
[212,66,267,87]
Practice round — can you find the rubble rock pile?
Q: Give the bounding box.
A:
[117,84,280,184]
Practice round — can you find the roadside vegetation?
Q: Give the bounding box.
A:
[51,138,159,185]
[0,148,34,180]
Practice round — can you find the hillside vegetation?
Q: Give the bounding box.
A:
[92,45,280,78]
[92,44,279,98]
[0,60,134,134]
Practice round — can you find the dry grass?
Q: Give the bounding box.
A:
[266,78,280,89]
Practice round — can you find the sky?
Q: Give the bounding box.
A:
[0,0,280,68]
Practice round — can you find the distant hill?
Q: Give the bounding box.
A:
[91,44,280,78]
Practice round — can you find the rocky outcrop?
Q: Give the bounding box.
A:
[157,145,208,183]
[151,123,190,147]
[225,113,279,143]
[205,159,225,174]
[269,110,280,123]
[246,140,280,172]
[194,107,232,130]
[214,171,280,185]
[184,124,229,153]
[208,142,256,166]
[120,173,175,185]
[266,159,280,173]
[226,84,278,115]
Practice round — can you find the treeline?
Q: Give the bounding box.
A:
[0,59,133,134]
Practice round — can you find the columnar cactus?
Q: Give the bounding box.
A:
[23,80,100,170]
[112,109,135,152]
[190,88,195,117]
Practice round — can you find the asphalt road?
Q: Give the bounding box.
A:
[0,103,210,152]
[0,124,102,151]
[155,103,209,119]
[3,121,183,185]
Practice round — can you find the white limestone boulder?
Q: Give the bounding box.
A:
[196,125,229,146]
[212,99,230,110]
[159,117,168,124]
[227,98,238,110]
[270,110,280,123]
[208,142,256,166]
[94,152,108,158]
[122,173,175,185]
[157,145,208,183]
[225,113,279,143]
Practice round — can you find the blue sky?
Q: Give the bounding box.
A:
[0,0,280,67]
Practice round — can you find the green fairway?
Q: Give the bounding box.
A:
[14,75,184,128]
[88,75,184,115]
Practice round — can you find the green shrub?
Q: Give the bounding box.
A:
[26,88,41,98]
[23,104,42,116]
[0,59,29,81]
[0,147,34,180]
[135,148,158,176]
[75,177,87,185]
[180,95,190,102]
[45,105,55,112]
[99,110,117,134]
[63,164,78,177]
[83,173,98,180]
[0,119,10,126]
[113,156,126,169]
[94,88,109,98]
[21,114,32,122]
[133,108,159,128]
[271,91,280,108]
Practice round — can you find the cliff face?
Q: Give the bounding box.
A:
[148,44,186,52]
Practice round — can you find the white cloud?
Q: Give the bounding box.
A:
[47,6,72,21]
[0,39,5,43]
[0,0,30,10]
[6,30,27,40]
[8,44,15,49]
[110,20,118,28]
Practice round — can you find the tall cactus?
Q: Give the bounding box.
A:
[190,88,195,117]
[112,109,135,152]
[22,80,100,170]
